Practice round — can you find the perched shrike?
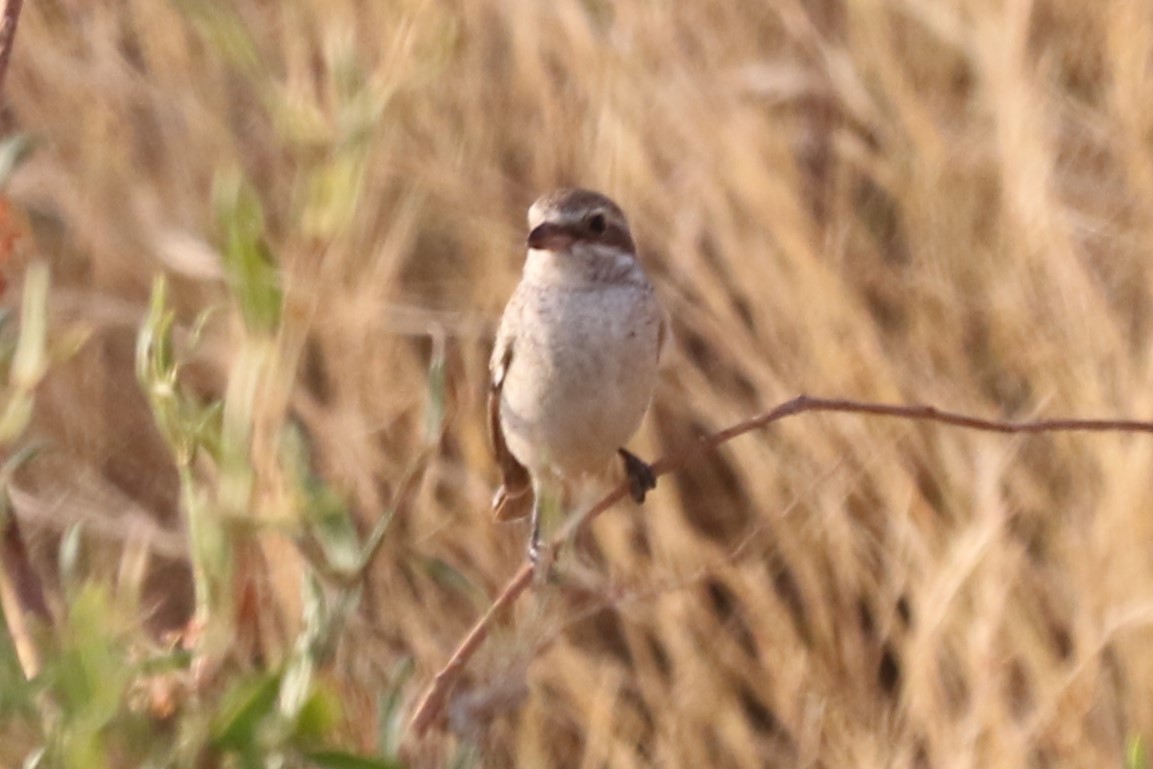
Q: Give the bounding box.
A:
[488,188,667,564]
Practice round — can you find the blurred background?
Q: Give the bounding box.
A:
[2,0,1153,766]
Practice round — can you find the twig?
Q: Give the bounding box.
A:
[0,484,52,679]
[0,0,22,95]
[408,395,1153,735]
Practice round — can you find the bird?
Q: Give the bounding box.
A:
[488,187,667,566]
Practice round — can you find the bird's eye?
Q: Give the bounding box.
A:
[587,212,607,234]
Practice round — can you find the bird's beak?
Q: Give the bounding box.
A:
[527,222,575,251]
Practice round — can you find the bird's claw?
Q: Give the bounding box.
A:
[618,449,656,503]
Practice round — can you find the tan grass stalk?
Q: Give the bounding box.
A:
[0,498,50,678]
[409,395,1153,736]
[0,0,21,93]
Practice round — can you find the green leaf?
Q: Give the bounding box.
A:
[1129,736,1149,769]
[211,672,281,750]
[375,659,413,760]
[136,277,185,459]
[423,332,446,444]
[278,648,315,725]
[292,684,341,746]
[0,134,33,188]
[300,149,368,239]
[213,170,282,335]
[57,522,86,599]
[303,750,406,769]
[53,585,126,721]
[282,422,361,577]
[0,263,49,440]
[422,557,486,611]
[135,276,169,386]
[170,0,263,78]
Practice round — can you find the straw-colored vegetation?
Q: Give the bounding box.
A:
[1,0,1152,766]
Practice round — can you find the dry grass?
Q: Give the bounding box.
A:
[3,0,1153,766]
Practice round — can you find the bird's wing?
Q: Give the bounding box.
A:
[489,316,532,521]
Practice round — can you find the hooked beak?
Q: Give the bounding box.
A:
[527,222,576,251]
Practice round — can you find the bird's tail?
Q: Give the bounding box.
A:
[491,483,534,522]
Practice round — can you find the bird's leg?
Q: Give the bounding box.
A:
[618,448,657,503]
[528,492,544,566]
[528,478,562,584]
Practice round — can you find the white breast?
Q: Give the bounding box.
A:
[499,280,662,478]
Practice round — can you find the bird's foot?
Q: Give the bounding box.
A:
[618,448,656,503]
[528,538,557,587]
[528,534,542,567]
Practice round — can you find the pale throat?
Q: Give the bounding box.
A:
[523,244,644,287]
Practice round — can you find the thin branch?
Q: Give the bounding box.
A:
[0,486,52,679]
[0,0,22,95]
[408,395,1153,735]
